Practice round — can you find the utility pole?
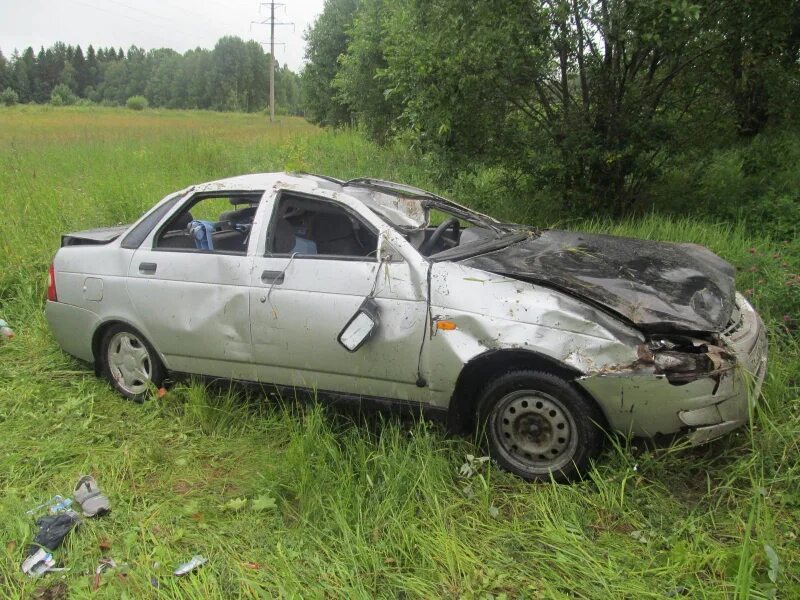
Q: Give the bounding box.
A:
[251,2,293,122]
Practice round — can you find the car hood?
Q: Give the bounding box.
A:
[460,230,736,333]
[61,225,130,247]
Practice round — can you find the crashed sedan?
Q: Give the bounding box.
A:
[46,173,768,481]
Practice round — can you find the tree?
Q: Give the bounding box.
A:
[378,0,724,215]
[711,0,800,136]
[302,0,358,126]
[13,48,35,103]
[333,0,400,142]
[1,86,18,106]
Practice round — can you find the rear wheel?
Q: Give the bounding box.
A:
[100,325,164,402]
[477,370,604,482]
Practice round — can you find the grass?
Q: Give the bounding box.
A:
[0,105,798,598]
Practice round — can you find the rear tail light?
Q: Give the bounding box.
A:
[47,263,58,302]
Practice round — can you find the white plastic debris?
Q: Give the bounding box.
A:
[174,555,208,576]
[0,319,14,342]
[21,548,56,577]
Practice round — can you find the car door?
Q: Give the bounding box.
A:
[249,187,430,403]
[126,190,262,381]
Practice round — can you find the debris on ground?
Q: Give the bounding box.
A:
[0,319,14,341]
[27,511,81,558]
[26,495,72,516]
[21,476,112,579]
[91,558,117,591]
[174,555,208,576]
[22,548,56,577]
[73,475,111,517]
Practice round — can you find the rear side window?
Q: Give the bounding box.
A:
[120,194,182,249]
[268,193,378,259]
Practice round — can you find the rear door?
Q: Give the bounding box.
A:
[249,188,430,402]
[126,191,262,380]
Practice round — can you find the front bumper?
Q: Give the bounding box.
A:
[578,293,768,443]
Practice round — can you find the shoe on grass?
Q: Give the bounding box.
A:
[74,475,110,517]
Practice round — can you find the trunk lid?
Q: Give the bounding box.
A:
[61,225,130,247]
[460,230,736,333]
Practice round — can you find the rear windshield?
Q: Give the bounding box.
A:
[120,194,182,249]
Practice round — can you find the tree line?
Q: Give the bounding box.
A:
[301,0,800,217]
[0,36,303,114]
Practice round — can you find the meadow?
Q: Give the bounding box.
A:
[0,106,798,598]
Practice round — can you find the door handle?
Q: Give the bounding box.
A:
[261,270,285,285]
[139,262,157,274]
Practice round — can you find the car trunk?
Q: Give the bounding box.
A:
[61,225,130,247]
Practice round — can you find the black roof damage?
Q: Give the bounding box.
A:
[461,230,737,334]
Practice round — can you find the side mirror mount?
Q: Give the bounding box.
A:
[338,297,380,352]
[376,231,404,263]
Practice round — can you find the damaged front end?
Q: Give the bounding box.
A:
[578,293,768,444]
[638,335,735,386]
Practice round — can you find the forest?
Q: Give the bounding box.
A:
[302,0,800,234]
[0,36,303,114]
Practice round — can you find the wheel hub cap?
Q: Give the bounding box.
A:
[107,332,151,396]
[493,390,578,473]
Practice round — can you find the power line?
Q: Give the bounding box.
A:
[251,2,294,122]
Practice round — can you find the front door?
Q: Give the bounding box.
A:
[249,190,429,402]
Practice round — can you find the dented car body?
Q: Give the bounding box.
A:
[46,172,768,481]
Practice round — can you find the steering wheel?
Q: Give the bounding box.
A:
[419,217,460,256]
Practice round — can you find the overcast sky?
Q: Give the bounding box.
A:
[0,0,325,71]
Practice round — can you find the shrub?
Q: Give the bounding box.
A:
[50,83,77,106]
[0,87,18,106]
[126,95,149,111]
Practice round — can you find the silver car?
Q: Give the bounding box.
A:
[46,173,768,481]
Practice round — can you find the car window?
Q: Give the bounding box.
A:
[120,193,182,250]
[154,193,261,255]
[267,193,378,259]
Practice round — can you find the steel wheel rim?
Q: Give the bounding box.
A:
[491,389,578,474]
[107,331,152,396]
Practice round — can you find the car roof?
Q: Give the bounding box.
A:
[191,172,495,229]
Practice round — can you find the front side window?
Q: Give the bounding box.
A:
[267,194,378,259]
[154,192,262,255]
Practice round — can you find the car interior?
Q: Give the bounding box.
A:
[155,194,261,254]
[396,210,495,256]
[269,194,378,257]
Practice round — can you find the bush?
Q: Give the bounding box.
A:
[50,83,77,106]
[126,95,149,111]
[0,87,18,106]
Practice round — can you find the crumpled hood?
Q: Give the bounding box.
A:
[460,230,737,333]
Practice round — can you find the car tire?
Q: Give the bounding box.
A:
[477,370,605,483]
[100,324,165,402]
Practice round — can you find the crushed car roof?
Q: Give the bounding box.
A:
[192,172,496,229]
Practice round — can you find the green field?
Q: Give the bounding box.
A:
[0,106,798,598]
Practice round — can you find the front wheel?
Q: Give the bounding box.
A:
[477,370,605,482]
[100,324,164,402]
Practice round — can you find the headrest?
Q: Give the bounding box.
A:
[273,218,296,253]
[313,212,355,243]
[219,206,256,226]
[170,210,194,231]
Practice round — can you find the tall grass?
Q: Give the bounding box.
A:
[0,105,797,598]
